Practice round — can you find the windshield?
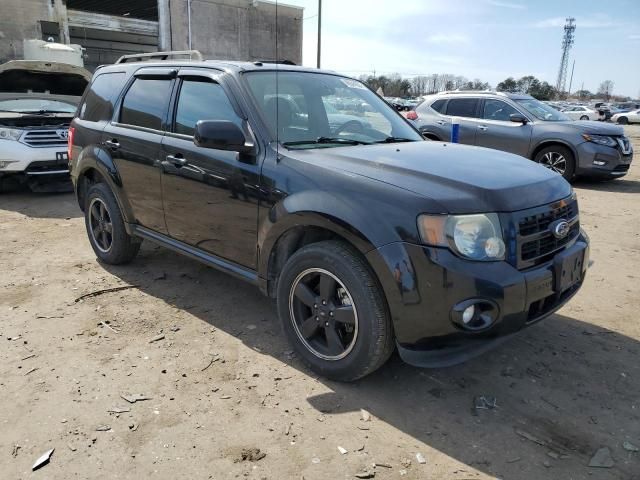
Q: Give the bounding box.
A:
[244,71,421,148]
[515,98,570,122]
[0,98,77,114]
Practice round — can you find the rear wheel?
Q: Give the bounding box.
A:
[276,241,394,381]
[84,183,141,264]
[534,145,575,181]
[617,116,629,125]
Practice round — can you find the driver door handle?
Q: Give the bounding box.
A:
[166,154,187,167]
[477,125,488,131]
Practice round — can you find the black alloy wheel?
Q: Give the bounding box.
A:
[289,268,358,360]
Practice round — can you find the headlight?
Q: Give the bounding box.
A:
[582,133,617,148]
[417,213,505,261]
[0,127,22,141]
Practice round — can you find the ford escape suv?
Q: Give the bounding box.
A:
[69,53,590,381]
[411,91,633,181]
[0,60,91,192]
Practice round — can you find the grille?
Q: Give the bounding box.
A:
[21,128,68,148]
[516,197,580,269]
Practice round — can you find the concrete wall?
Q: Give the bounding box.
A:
[169,0,303,64]
[0,0,55,62]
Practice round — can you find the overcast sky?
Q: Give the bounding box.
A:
[280,0,640,97]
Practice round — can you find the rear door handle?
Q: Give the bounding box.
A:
[436,120,447,126]
[104,139,120,150]
[477,125,488,131]
[166,154,187,167]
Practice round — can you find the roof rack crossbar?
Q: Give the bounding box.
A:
[115,50,204,64]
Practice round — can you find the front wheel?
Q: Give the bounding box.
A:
[276,241,394,381]
[617,117,629,125]
[580,115,589,120]
[534,145,575,181]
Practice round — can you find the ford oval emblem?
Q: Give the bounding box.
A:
[550,219,570,239]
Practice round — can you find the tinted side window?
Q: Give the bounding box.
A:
[174,79,242,136]
[482,99,520,121]
[120,78,172,130]
[79,72,126,122]
[445,98,479,118]
[430,99,447,113]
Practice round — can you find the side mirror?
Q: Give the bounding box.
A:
[194,120,254,154]
[510,113,528,124]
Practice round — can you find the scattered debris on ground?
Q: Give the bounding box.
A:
[32,448,54,471]
[589,447,614,468]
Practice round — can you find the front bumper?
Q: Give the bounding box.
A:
[366,233,589,367]
[575,140,633,178]
[0,141,69,176]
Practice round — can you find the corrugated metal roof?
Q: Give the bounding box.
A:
[66,0,158,21]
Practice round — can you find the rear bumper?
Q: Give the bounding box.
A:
[575,140,633,178]
[366,233,589,367]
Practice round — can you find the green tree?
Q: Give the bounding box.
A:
[574,89,592,100]
[496,77,518,93]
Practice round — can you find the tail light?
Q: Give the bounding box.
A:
[67,126,75,160]
[404,111,418,120]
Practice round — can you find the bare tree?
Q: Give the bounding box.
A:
[598,80,614,101]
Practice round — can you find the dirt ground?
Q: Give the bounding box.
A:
[1,126,639,480]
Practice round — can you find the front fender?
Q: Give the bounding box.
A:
[257,188,420,279]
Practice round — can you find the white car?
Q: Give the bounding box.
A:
[561,105,598,121]
[0,60,90,192]
[612,109,640,125]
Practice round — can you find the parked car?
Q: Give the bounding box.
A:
[612,109,640,124]
[412,91,633,180]
[70,54,590,381]
[0,60,91,192]
[561,105,598,121]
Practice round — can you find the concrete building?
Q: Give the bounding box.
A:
[0,0,303,71]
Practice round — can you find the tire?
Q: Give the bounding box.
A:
[84,182,141,264]
[276,240,394,381]
[617,117,628,125]
[580,115,589,121]
[534,145,576,181]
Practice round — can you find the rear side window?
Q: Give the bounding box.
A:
[174,79,242,136]
[430,99,447,113]
[445,98,479,118]
[120,78,172,130]
[79,72,125,122]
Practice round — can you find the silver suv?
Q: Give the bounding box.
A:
[411,91,633,181]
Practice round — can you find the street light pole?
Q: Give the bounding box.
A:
[316,0,322,68]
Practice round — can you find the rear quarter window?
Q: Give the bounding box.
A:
[79,72,126,122]
[430,99,447,113]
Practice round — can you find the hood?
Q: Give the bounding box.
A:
[559,120,625,135]
[290,141,571,214]
[0,60,91,96]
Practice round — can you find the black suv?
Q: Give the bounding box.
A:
[69,52,590,381]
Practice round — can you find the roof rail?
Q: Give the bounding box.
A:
[252,59,297,66]
[436,90,499,95]
[115,50,203,64]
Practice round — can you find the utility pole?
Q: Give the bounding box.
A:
[567,59,575,97]
[316,0,322,68]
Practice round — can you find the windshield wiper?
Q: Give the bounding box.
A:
[282,136,371,147]
[373,136,417,144]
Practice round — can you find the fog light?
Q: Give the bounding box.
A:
[462,305,475,324]
[0,160,16,169]
[593,160,606,166]
[451,299,499,331]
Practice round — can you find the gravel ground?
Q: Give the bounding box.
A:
[1,125,639,480]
